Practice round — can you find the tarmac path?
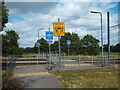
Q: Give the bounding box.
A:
[13,65,64,88]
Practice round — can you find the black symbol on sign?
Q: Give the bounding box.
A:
[58,27,61,29]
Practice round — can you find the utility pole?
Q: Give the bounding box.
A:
[38,30,40,65]
[49,27,51,69]
[107,12,110,58]
[90,11,104,66]
[37,28,44,65]
[58,18,61,72]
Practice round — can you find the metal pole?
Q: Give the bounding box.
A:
[39,44,40,64]
[107,12,110,58]
[49,27,51,69]
[68,46,70,55]
[37,30,39,65]
[58,18,61,72]
[99,12,104,67]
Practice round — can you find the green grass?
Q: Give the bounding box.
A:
[49,68,119,88]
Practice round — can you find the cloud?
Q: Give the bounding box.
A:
[5,2,57,16]
[4,1,119,47]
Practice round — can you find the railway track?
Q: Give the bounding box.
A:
[2,58,120,70]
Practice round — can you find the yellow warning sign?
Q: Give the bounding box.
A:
[53,23,65,36]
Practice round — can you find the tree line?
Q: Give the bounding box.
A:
[29,32,101,55]
[2,30,120,56]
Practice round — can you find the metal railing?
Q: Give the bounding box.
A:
[46,55,117,71]
[5,56,16,76]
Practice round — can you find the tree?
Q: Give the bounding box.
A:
[81,34,100,55]
[52,32,81,55]
[34,38,49,53]
[112,43,120,52]
[2,30,22,56]
[103,44,108,52]
[23,47,34,53]
[51,41,59,53]
[0,1,9,30]
[103,44,120,52]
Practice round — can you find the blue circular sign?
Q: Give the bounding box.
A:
[66,40,71,46]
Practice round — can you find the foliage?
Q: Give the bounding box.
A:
[34,38,49,53]
[2,30,22,56]
[23,47,34,53]
[111,43,120,52]
[103,44,120,52]
[81,34,100,55]
[33,33,100,55]
[51,32,81,55]
[0,1,9,30]
[51,41,59,53]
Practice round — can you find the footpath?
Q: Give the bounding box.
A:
[13,65,64,88]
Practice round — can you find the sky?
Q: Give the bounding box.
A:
[3,0,119,48]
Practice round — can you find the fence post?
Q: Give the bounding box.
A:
[113,56,115,68]
[6,58,8,71]
[91,55,93,69]
[98,56,99,66]
[78,57,80,66]
[14,57,16,68]
[46,55,47,67]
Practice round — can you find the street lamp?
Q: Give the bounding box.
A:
[37,28,44,65]
[90,11,104,66]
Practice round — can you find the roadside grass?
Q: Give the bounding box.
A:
[49,68,119,88]
[2,70,21,89]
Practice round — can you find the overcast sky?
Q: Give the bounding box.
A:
[3,0,119,48]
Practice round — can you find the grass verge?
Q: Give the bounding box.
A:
[2,70,21,89]
[49,68,119,88]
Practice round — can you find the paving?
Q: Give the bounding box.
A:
[14,65,64,88]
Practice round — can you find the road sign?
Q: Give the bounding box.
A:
[36,43,41,47]
[46,31,53,39]
[66,40,71,46]
[53,23,65,36]
[46,40,53,44]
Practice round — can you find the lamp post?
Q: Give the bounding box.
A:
[37,28,44,65]
[90,11,104,66]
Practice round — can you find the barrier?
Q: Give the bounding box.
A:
[46,55,117,71]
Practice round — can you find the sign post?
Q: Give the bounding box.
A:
[53,18,65,72]
[46,29,53,70]
[66,40,71,55]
